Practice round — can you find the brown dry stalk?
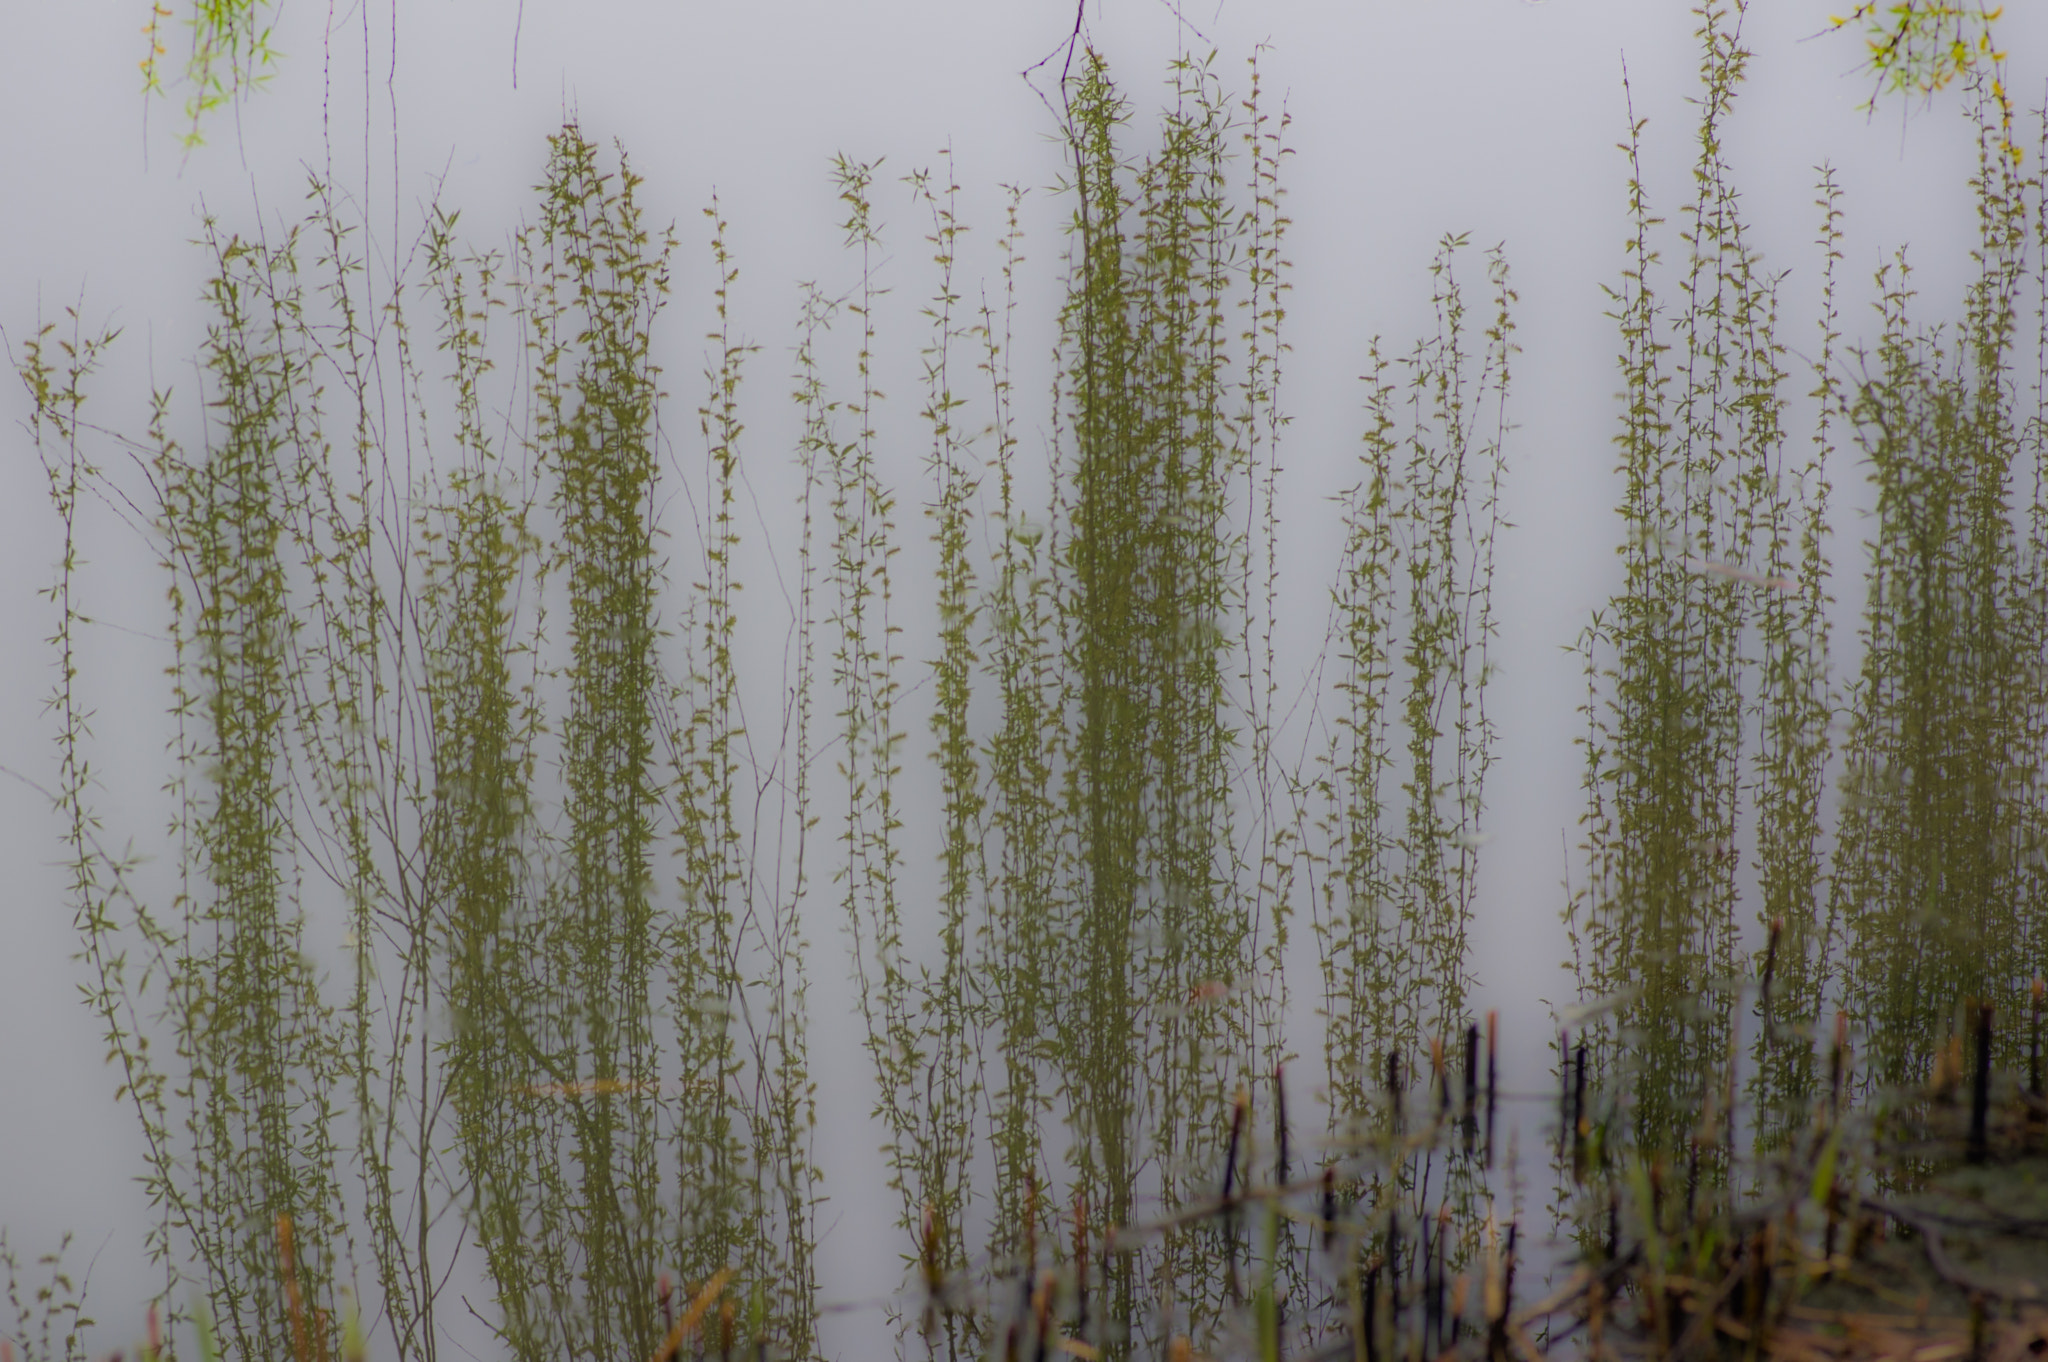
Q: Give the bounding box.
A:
[647,1268,732,1362]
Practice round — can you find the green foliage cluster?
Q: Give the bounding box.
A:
[1833,2,2007,107]
[1,1234,97,1362]
[1571,0,1836,1157]
[138,0,280,148]
[1570,0,2048,1190]
[1317,237,1510,1121]
[1831,96,2048,1093]
[24,128,815,1362]
[22,35,1526,1352]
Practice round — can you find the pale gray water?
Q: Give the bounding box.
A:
[0,2,2039,1357]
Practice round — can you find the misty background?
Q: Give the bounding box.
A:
[1,0,2038,1353]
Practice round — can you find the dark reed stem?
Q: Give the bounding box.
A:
[1022,1171,1038,1315]
[1760,916,1782,1022]
[1572,1041,1589,1180]
[1364,1262,1381,1362]
[1558,1030,1571,1160]
[1463,1023,1479,1130]
[1493,1221,1516,1362]
[1031,1272,1052,1362]
[1485,1011,1498,1169]
[1072,1192,1089,1343]
[1275,1062,1290,1188]
[1969,1003,1993,1164]
[1223,1087,1248,1208]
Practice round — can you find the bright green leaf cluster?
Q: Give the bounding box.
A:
[1831,2,2007,123]
[138,0,281,148]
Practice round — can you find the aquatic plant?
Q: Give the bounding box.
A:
[1571,0,1835,1162]
[1318,235,1511,1129]
[1832,80,2048,1092]
[71,2,2048,1351]
[23,125,823,1362]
